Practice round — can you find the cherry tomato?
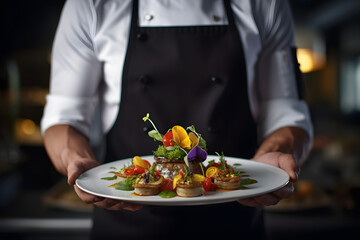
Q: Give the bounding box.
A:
[210,183,217,191]
[203,177,212,191]
[162,131,175,147]
[124,169,135,175]
[179,171,184,178]
[133,165,145,174]
[155,170,161,176]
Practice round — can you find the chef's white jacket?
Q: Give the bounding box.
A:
[41,0,313,160]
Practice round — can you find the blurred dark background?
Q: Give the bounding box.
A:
[1,0,360,239]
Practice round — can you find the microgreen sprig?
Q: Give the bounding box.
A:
[143,113,162,141]
[216,152,226,170]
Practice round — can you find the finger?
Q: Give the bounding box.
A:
[253,193,281,206]
[123,204,143,211]
[67,159,99,185]
[94,199,143,211]
[74,185,104,204]
[110,202,143,212]
[273,182,294,199]
[237,198,260,207]
[94,199,120,209]
[278,154,298,182]
[67,161,85,185]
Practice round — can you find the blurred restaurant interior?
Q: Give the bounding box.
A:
[1,0,360,239]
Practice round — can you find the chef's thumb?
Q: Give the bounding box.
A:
[67,158,99,185]
[67,160,85,185]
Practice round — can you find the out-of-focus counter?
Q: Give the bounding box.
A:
[0,181,92,240]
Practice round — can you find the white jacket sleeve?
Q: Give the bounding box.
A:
[253,0,313,161]
[41,0,101,137]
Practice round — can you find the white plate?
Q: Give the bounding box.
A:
[76,155,289,206]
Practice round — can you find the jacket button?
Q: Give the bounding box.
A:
[136,33,147,41]
[139,75,151,84]
[211,15,221,22]
[144,14,154,21]
[210,76,221,84]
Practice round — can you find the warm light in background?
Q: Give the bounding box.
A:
[14,118,43,145]
[19,119,36,135]
[296,27,326,73]
[297,48,326,73]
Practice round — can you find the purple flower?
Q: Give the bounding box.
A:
[187,146,207,162]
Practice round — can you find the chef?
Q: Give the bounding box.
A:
[42,0,313,239]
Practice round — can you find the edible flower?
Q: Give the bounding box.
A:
[187,145,207,163]
[173,174,182,189]
[133,156,150,169]
[189,132,198,148]
[192,174,205,182]
[172,125,191,149]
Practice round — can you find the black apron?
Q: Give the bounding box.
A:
[92,0,265,239]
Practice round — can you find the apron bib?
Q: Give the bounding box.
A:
[92,0,264,239]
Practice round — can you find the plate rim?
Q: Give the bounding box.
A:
[75,155,289,206]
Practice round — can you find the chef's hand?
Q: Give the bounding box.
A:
[44,125,142,212]
[67,157,143,211]
[237,126,307,207]
[237,152,298,206]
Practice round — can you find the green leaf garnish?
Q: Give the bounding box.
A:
[234,170,242,176]
[109,167,117,169]
[207,159,215,166]
[101,175,117,181]
[240,178,258,185]
[143,113,162,141]
[233,163,242,166]
[148,129,163,141]
[115,178,134,191]
[216,152,226,170]
[158,191,177,198]
[183,155,189,168]
[199,162,205,176]
[153,145,186,160]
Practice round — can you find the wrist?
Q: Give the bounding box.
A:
[256,126,308,164]
[44,125,96,176]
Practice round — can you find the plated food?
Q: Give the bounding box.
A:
[206,153,242,190]
[101,113,257,198]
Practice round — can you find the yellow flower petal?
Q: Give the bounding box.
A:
[173,174,182,189]
[189,132,198,149]
[172,125,191,149]
[133,156,149,169]
[192,174,205,182]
